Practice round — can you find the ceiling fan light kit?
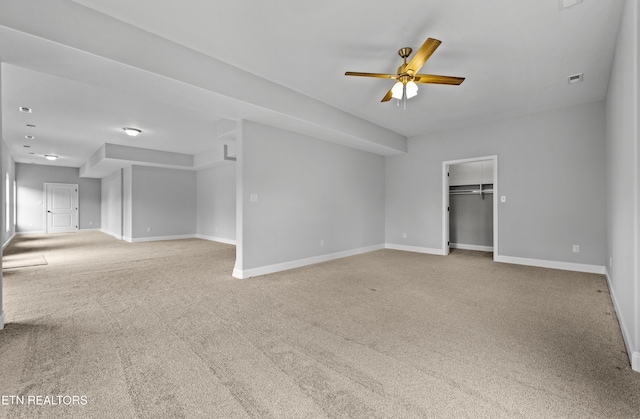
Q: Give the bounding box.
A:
[345,37,465,109]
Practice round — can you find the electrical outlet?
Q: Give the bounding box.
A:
[320,239,324,246]
[402,232,407,239]
[147,227,151,232]
[501,196,506,203]
[573,245,579,253]
[609,257,613,268]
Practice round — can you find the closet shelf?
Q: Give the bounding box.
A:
[449,189,494,195]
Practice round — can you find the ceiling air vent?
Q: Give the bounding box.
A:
[568,73,584,84]
[19,106,32,113]
[558,0,583,10]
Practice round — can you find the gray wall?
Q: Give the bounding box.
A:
[386,100,606,266]
[237,120,385,273]
[196,163,236,242]
[130,165,196,240]
[100,169,122,238]
[1,140,15,248]
[122,166,132,240]
[605,0,639,370]
[449,194,493,248]
[15,163,101,233]
[1,63,4,328]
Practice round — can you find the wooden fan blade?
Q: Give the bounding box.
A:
[414,74,465,85]
[345,72,398,79]
[406,38,442,74]
[381,88,394,102]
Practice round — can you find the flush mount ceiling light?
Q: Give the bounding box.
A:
[44,155,58,161]
[19,106,32,113]
[25,135,35,140]
[123,127,142,137]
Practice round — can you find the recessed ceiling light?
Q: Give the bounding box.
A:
[26,124,36,128]
[19,106,32,113]
[568,73,584,84]
[25,135,35,140]
[44,155,58,161]
[123,127,142,137]
[558,0,583,10]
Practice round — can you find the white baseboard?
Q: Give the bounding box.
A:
[494,255,606,274]
[0,311,4,330]
[100,229,123,240]
[15,231,45,236]
[384,243,446,256]
[233,244,385,279]
[129,234,197,243]
[450,243,494,252]
[196,234,237,246]
[2,232,16,250]
[605,269,640,373]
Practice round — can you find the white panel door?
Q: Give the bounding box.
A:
[45,183,78,233]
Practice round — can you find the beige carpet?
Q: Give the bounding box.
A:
[0,232,638,418]
[2,254,47,269]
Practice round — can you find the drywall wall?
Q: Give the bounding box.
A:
[1,140,15,248]
[100,169,122,239]
[15,163,100,233]
[235,120,385,277]
[449,161,494,249]
[130,165,196,240]
[0,63,4,329]
[196,162,236,243]
[605,0,639,372]
[386,100,606,269]
[122,166,132,240]
[449,193,493,248]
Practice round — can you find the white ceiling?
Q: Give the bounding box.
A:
[0,0,625,170]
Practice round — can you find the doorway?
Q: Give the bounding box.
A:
[44,183,79,234]
[442,156,498,258]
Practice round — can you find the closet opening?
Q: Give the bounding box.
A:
[442,156,498,259]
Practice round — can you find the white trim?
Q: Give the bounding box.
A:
[442,156,498,259]
[2,232,16,250]
[384,243,446,256]
[442,162,450,255]
[0,311,4,330]
[450,243,494,252]
[100,229,123,240]
[233,244,384,279]
[605,269,640,372]
[129,234,197,243]
[196,234,237,245]
[495,255,605,274]
[15,231,45,235]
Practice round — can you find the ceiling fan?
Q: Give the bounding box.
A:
[345,38,465,107]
